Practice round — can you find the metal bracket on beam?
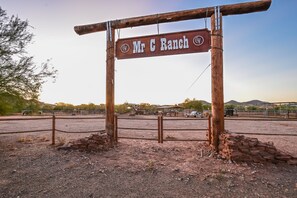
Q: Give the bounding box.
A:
[106,21,113,41]
[214,6,221,31]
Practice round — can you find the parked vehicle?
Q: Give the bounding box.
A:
[22,110,32,116]
[185,111,203,118]
[224,109,235,117]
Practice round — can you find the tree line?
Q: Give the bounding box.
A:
[0,7,56,115]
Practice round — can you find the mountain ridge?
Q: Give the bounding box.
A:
[225,99,272,106]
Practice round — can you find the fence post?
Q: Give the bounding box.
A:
[158,116,161,143]
[52,115,56,145]
[114,114,118,142]
[160,115,164,143]
[208,115,212,145]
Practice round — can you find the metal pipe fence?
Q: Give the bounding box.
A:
[0,116,105,145]
[0,115,296,145]
[115,115,210,143]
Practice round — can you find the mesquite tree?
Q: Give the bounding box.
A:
[0,7,57,99]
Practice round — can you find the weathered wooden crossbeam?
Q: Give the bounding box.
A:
[74,0,271,35]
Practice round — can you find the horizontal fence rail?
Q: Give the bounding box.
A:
[0,117,52,121]
[0,117,52,136]
[163,128,207,131]
[225,118,297,121]
[0,115,296,145]
[0,116,107,145]
[115,115,210,143]
[55,116,105,120]
[232,132,297,137]
[0,129,51,135]
[115,116,159,142]
[55,129,105,134]
[225,118,297,137]
[117,127,158,131]
[117,117,157,121]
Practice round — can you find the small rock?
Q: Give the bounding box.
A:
[287,159,297,165]
[251,171,257,175]
[185,177,190,184]
[227,180,235,187]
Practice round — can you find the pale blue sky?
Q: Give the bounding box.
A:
[1,0,296,105]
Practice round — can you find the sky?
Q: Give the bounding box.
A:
[1,0,297,105]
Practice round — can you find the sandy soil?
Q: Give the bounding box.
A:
[0,115,297,197]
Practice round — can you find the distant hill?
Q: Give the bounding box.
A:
[225,100,272,106]
[225,100,241,106]
[242,100,271,106]
[199,100,211,105]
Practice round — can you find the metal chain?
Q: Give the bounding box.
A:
[157,14,160,35]
[204,8,208,29]
[214,6,221,31]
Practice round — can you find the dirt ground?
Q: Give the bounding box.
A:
[0,116,297,198]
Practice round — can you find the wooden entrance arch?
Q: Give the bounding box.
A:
[74,0,271,151]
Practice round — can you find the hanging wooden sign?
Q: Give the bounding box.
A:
[116,29,210,59]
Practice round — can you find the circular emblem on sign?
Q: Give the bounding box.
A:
[193,35,204,46]
[120,43,130,53]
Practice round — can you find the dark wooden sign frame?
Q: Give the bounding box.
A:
[116,29,210,59]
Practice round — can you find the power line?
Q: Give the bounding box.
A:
[187,63,211,91]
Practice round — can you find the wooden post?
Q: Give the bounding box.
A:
[157,116,160,143]
[160,115,164,143]
[52,115,56,145]
[211,11,224,151]
[114,114,118,142]
[158,116,161,143]
[208,115,212,145]
[106,24,115,144]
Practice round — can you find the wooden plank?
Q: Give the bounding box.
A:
[74,0,271,35]
[116,29,210,59]
[211,12,224,152]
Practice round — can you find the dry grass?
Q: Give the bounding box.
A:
[17,136,33,144]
